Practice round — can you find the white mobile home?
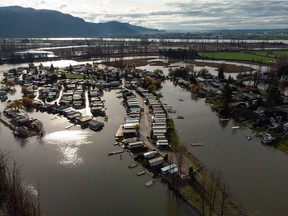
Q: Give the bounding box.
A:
[148,157,164,167]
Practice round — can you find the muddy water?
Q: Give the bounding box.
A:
[158,80,288,216]
[0,62,196,216]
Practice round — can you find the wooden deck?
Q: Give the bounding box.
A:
[115,124,123,138]
[145,180,155,187]
[108,149,125,156]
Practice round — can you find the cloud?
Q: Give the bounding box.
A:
[1,0,288,30]
[161,0,288,30]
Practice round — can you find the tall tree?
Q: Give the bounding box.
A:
[218,65,225,80]
[221,83,232,112]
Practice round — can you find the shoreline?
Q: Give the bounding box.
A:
[128,89,247,215]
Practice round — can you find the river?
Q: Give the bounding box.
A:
[1,59,288,216]
[156,80,288,216]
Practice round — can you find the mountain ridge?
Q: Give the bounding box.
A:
[0,6,164,37]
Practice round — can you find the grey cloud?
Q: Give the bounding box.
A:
[70,0,288,31]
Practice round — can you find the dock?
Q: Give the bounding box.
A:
[115,124,124,138]
[128,164,138,169]
[136,171,146,176]
[145,180,155,187]
[65,124,75,129]
[108,149,125,156]
[113,142,119,146]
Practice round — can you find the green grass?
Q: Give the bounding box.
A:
[273,50,288,56]
[199,52,277,63]
[254,50,288,57]
[54,71,84,79]
[274,138,288,154]
[54,71,95,80]
[253,51,270,56]
[167,118,180,147]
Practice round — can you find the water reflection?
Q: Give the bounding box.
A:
[43,130,92,167]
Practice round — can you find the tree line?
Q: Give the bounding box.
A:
[159,48,199,59]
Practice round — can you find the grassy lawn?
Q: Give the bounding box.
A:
[274,138,288,154]
[253,51,269,56]
[167,118,180,147]
[273,50,288,56]
[254,50,288,57]
[199,52,276,63]
[54,71,95,80]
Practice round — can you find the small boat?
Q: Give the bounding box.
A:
[232,126,240,129]
[219,118,230,121]
[65,124,75,129]
[145,180,155,187]
[191,143,203,146]
[128,164,138,169]
[179,99,184,102]
[136,171,146,176]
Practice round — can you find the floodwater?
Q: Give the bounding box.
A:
[157,80,288,216]
[0,62,196,216]
[1,59,288,216]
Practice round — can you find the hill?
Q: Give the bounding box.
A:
[0,6,164,37]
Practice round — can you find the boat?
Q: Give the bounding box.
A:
[145,180,155,187]
[128,164,138,169]
[136,171,146,176]
[232,126,240,129]
[219,118,230,121]
[191,143,203,146]
[65,124,75,129]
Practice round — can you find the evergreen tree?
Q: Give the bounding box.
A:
[221,83,232,111]
[218,66,225,79]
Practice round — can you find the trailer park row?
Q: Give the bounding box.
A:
[113,87,179,178]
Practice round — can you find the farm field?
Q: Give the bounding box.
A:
[199,51,277,63]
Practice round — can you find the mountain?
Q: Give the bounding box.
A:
[0,6,164,37]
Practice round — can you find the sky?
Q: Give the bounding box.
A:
[1,0,288,31]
